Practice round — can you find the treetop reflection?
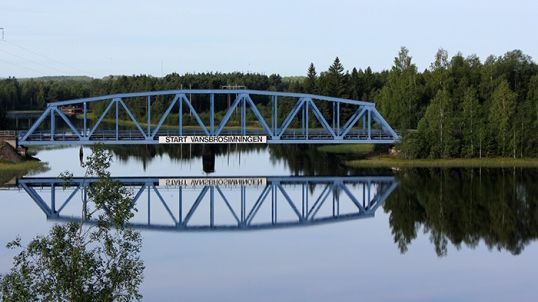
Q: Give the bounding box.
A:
[384,168,538,256]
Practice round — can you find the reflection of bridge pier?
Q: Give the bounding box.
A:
[18,176,398,232]
[202,145,216,173]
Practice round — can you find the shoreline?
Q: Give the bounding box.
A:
[314,145,538,168]
[0,160,49,185]
[345,156,538,168]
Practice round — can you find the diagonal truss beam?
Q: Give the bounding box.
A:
[215,94,244,135]
[180,94,210,136]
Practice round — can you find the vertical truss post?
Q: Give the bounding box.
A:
[305,100,309,140]
[302,102,306,137]
[333,185,340,217]
[367,108,371,139]
[362,113,366,130]
[331,184,337,217]
[302,183,306,219]
[332,102,336,130]
[272,95,277,138]
[147,184,151,225]
[241,96,246,135]
[51,183,56,214]
[178,186,183,225]
[83,102,87,138]
[362,182,366,208]
[179,96,183,136]
[210,187,214,227]
[50,107,55,141]
[336,102,340,136]
[271,184,277,224]
[147,96,151,136]
[83,184,88,214]
[115,99,119,141]
[241,185,246,226]
[210,94,215,135]
[368,181,372,205]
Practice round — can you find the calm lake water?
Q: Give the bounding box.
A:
[1,145,537,301]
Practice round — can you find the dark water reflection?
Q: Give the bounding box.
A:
[107,144,389,176]
[385,168,538,257]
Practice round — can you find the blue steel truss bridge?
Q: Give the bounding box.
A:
[18,176,398,232]
[17,90,399,146]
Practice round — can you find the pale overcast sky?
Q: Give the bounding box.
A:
[1,0,537,78]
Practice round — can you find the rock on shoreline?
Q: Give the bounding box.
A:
[0,142,23,163]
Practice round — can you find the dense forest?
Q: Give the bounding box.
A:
[1,47,538,159]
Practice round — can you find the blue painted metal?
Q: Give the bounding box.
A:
[17,89,400,146]
[17,175,398,232]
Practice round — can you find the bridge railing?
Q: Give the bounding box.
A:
[0,130,16,137]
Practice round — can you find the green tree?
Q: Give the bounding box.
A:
[0,145,144,301]
[416,89,457,157]
[489,79,517,156]
[461,87,482,157]
[527,74,538,128]
[377,47,422,130]
[323,57,347,98]
[304,63,318,94]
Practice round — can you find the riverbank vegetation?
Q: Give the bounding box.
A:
[346,156,538,168]
[0,160,48,185]
[1,48,537,160]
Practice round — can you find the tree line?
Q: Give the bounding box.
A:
[1,47,537,158]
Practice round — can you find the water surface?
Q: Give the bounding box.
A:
[1,145,537,301]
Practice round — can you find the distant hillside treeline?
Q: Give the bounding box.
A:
[1,47,538,158]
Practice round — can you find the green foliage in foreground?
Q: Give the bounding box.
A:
[0,145,144,301]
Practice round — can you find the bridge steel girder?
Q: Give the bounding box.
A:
[18,176,398,232]
[17,89,400,146]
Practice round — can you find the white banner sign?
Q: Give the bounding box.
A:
[159,177,267,187]
[158,135,267,144]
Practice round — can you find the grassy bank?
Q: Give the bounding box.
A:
[317,144,374,155]
[0,160,48,185]
[346,156,538,168]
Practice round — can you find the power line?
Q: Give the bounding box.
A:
[0,57,47,76]
[5,40,95,77]
[0,27,96,77]
[0,46,68,75]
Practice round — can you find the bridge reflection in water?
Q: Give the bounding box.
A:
[17,176,397,231]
